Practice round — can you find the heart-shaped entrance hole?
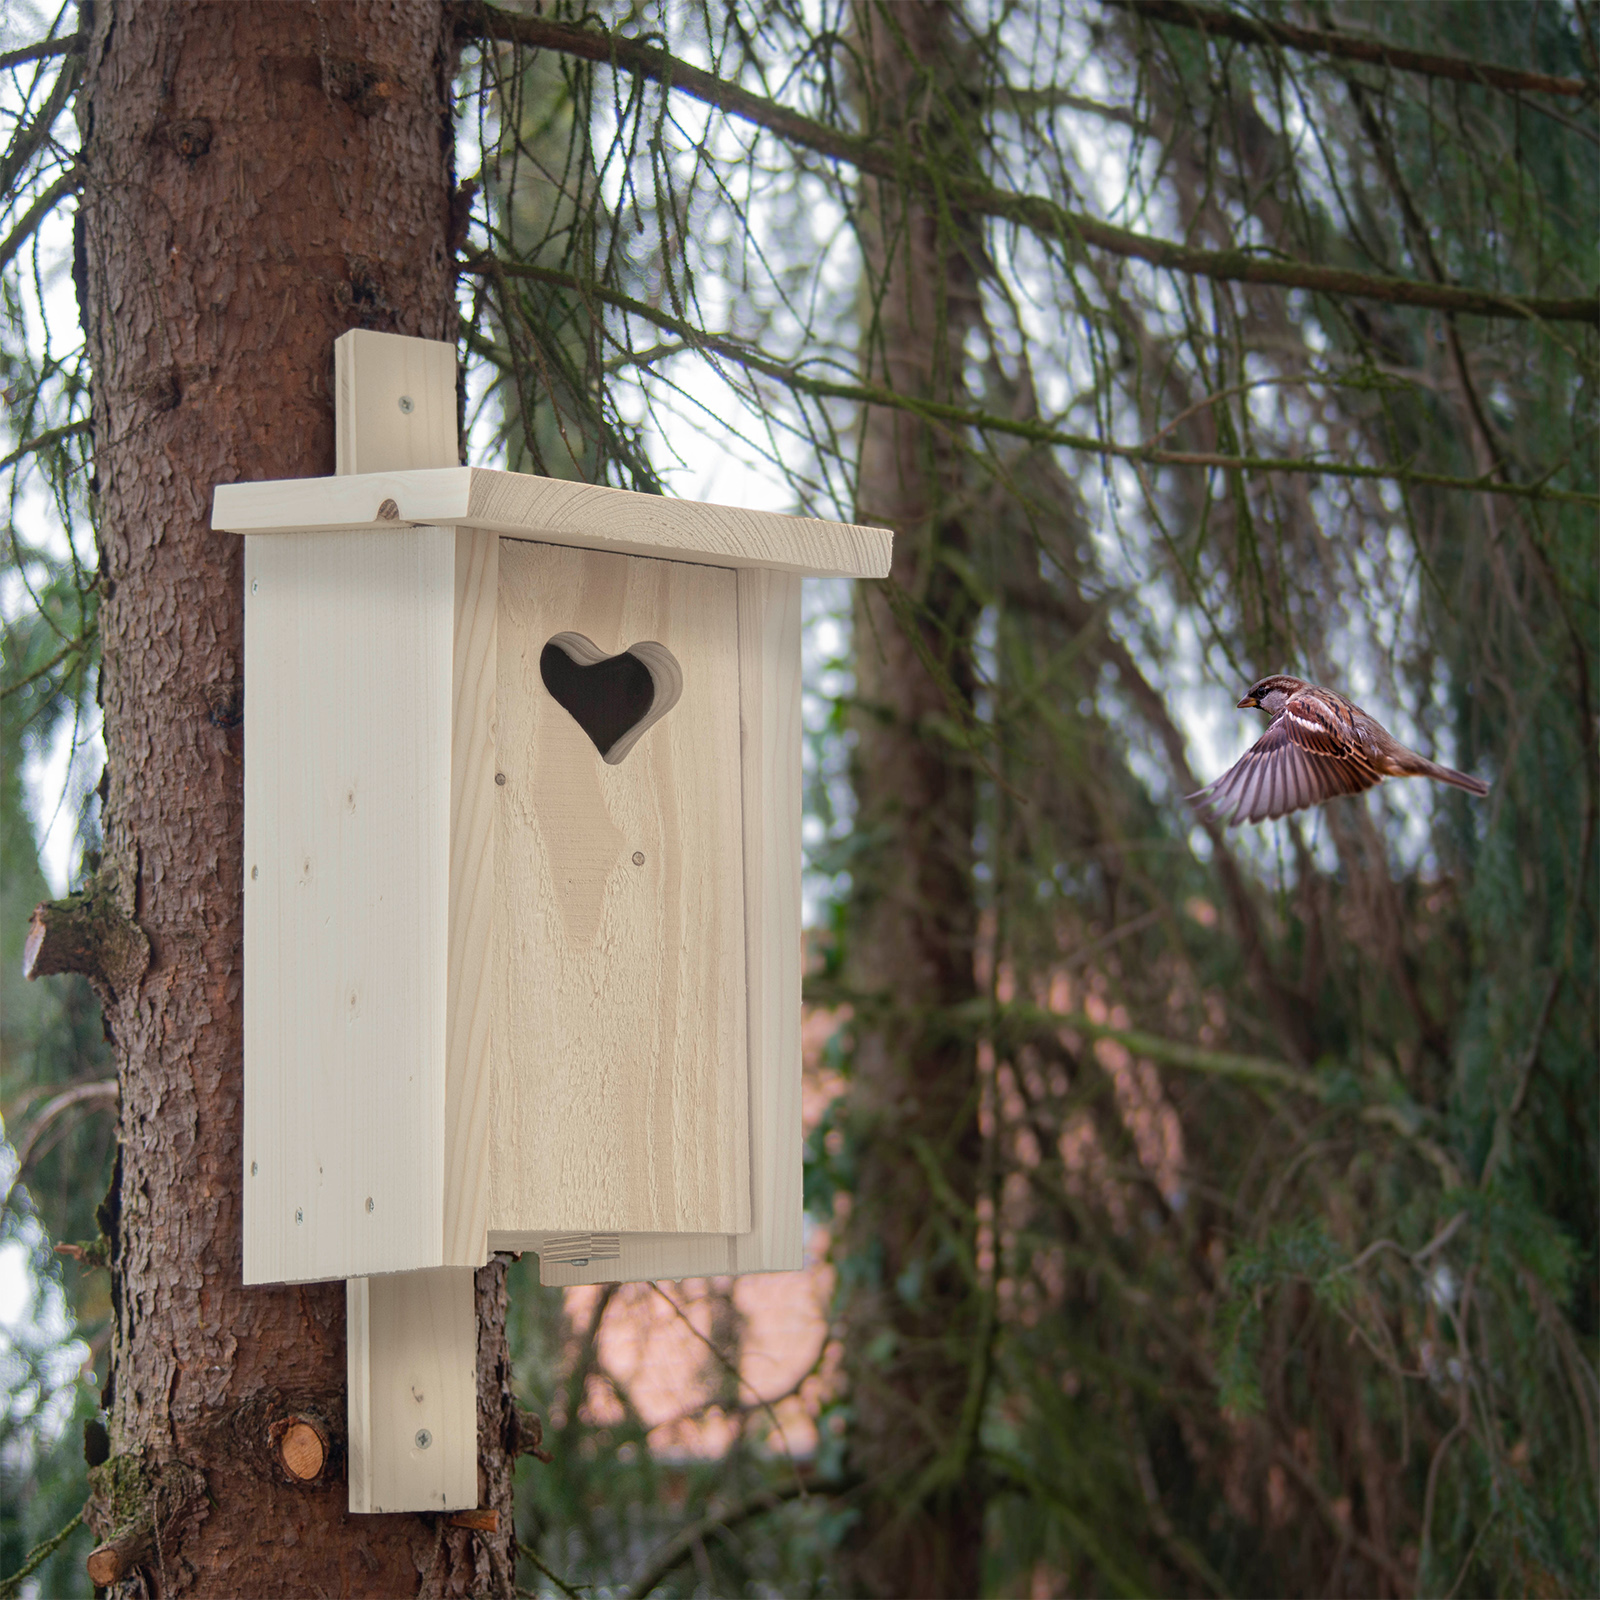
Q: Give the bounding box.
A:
[539,632,684,765]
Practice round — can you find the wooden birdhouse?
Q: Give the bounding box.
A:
[212,330,890,1512]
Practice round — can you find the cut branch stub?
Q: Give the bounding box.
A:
[23,867,150,1003]
[84,1454,206,1591]
[445,1507,500,1531]
[507,1407,552,1463]
[269,1413,331,1484]
[85,1524,153,1589]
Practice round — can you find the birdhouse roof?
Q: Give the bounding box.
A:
[212,465,892,580]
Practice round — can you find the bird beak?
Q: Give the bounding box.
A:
[1236,695,1258,710]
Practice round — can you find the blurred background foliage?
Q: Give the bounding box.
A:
[3,1,1595,1595]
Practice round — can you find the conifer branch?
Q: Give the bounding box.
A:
[1109,0,1593,100]
[0,419,91,473]
[0,1511,84,1599]
[0,35,83,74]
[0,50,82,203]
[0,167,81,274]
[453,7,1598,326]
[460,258,1599,507]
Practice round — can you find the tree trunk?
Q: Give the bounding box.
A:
[840,4,988,1594]
[76,3,515,1591]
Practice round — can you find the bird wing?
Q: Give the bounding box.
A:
[1190,695,1385,825]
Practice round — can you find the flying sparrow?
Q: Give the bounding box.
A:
[1191,674,1489,826]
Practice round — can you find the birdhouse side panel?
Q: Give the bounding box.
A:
[490,540,751,1235]
[243,528,454,1283]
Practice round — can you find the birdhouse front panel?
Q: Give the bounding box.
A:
[489,540,751,1236]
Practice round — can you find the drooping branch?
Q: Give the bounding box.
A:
[452,6,1599,326]
[0,1511,84,1600]
[460,258,1600,507]
[0,166,81,274]
[622,1480,824,1600]
[0,34,83,74]
[8,1079,118,1176]
[0,50,82,203]
[970,997,1320,1094]
[1106,0,1593,100]
[0,419,92,474]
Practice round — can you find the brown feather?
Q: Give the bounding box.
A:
[1189,676,1483,826]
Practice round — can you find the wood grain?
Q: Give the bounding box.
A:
[526,569,804,1284]
[327,330,487,1519]
[335,330,459,476]
[488,540,751,1237]
[214,466,894,580]
[347,1268,478,1513]
[443,529,498,1264]
[242,525,455,1284]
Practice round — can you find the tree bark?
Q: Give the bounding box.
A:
[840,4,988,1595]
[76,3,514,1592]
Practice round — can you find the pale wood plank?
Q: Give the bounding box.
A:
[335,329,459,475]
[443,530,498,1265]
[326,331,483,1517]
[488,540,751,1236]
[518,569,805,1285]
[732,569,806,1273]
[242,525,455,1284]
[347,1269,478,1513]
[213,466,894,580]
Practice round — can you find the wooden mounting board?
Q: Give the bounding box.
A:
[347,1268,478,1512]
[324,330,484,1519]
[213,465,893,579]
[488,540,751,1236]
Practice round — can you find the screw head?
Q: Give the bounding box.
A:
[250,1161,258,1176]
[365,1197,374,1213]
[251,865,259,880]
[251,579,259,593]
[632,851,646,866]
[495,772,506,786]
[415,1429,432,1449]
[295,1208,303,1224]
[398,395,415,414]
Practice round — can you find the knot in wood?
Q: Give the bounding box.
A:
[157,118,213,160]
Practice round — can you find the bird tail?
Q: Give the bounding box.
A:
[1411,756,1490,797]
